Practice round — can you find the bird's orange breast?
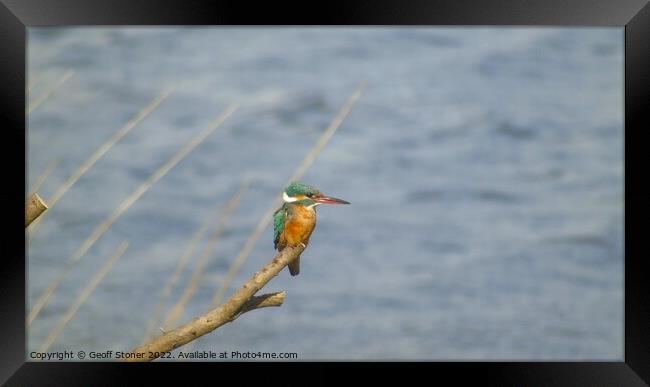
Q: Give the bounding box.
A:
[282,206,317,247]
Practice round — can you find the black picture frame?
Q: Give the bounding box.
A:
[2,0,649,385]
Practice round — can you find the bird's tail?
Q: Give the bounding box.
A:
[288,255,300,276]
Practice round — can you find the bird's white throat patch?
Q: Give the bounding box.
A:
[282,192,298,203]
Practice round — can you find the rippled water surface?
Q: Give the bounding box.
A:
[27,27,623,360]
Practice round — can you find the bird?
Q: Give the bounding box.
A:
[273,181,350,276]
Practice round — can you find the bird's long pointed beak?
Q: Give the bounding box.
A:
[313,194,350,205]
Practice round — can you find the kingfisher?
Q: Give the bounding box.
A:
[273,181,350,276]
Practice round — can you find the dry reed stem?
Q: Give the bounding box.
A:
[28,76,40,92]
[28,267,72,327]
[30,159,60,195]
[27,70,75,115]
[142,202,224,342]
[27,88,175,237]
[210,81,367,308]
[144,180,252,341]
[25,193,48,227]
[70,103,238,264]
[123,246,303,361]
[37,242,129,353]
[27,104,238,326]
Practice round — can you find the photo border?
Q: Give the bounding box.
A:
[2,0,648,384]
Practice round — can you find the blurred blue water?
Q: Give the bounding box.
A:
[27,27,623,360]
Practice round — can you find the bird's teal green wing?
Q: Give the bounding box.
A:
[273,204,287,250]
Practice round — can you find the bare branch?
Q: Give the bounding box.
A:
[123,246,303,362]
[234,291,286,318]
[25,193,48,227]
